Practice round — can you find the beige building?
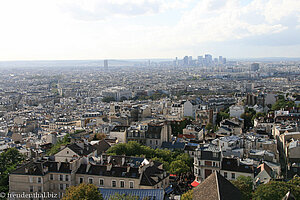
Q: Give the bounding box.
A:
[9,155,169,199]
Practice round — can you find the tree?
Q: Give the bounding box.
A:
[169,160,190,175]
[231,176,253,200]
[181,189,193,200]
[0,148,25,193]
[253,180,300,200]
[216,111,230,125]
[62,183,103,200]
[109,193,139,200]
[102,96,116,103]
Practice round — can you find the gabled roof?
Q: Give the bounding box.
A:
[63,143,96,156]
[193,172,242,200]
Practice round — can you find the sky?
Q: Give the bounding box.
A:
[0,0,300,61]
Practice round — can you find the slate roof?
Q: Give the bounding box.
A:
[64,143,96,156]
[99,188,164,200]
[161,142,185,150]
[76,164,139,179]
[140,165,167,186]
[11,160,72,175]
[193,171,242,200]
[221,158,254,174]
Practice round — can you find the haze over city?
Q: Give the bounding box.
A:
[1,0,300,61]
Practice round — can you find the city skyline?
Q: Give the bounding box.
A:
[1,0,300,61]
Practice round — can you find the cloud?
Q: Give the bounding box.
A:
[58,0,192,21]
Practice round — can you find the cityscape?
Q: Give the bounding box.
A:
[1,0,300,200]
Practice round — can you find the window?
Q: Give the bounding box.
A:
[232,173,235,179]
[37,177,42,183]
[150,140,152,145]
[38,186,42,192]
[29,186,33,192]
[120,180,125,188]
[66,151,69,154]
[29,176,33,183]
[129,181,134,189]
[60,175,63,181]
[50,174,54,180]
[79,177,83,184]
[224,172,227,178]
[88,178,93,184]
[60,184,63,190]
[155,140,158,145]
[99,179,104,186]
[65,175,69,181]
[112,180,116,187]
[66,184,69,188]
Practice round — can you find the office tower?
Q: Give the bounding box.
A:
[250,63,259,71]
[104,60,108,70]
[183,56,189,66]
[205,54,212,66]
[219,56,223,64]
[188,56,193,65]
[223,58,226,64]
[198,56,203,66]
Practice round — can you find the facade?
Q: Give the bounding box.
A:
[9,155,169,199]
[194,144,221,182]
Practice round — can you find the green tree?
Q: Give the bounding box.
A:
[271,95,295,110]
[231,176,253,200]
[216,111,230,125]
[47,133,71,156]
[253,180,300,200]
[102,96,116,103]
[109,193,139,200]
[0,148,25,193]
[169,160,190,175]
[181,189,193,200]
[62,183,103,200]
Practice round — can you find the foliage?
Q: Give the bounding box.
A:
[241,108,256,131]
[231,176,253,200]
[171,118,192,136]
[102,96,116,103]
[253,179,300,200]
[252,112,266,121]
[169,160,190,175]
[181,189,193,200]
[109,193,139,200]
[62,183,103,200]
[216,110,230,125]
[47,133,71,156]
[91,133,106,141]
[107,141,192,174]
[0,148,25,193]
[271,95,295,110]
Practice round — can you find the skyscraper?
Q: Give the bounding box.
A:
[183,56,189,66]
[205,54,212,66]
[104,60,108,70]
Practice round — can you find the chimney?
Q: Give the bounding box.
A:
[25,167,29,173]
[86,162,91,173]
[122,157,125,166]
[107,163,112,171]
[43,166,48,174]
[127,165,131,173]
[57,161,62,170]
[100,155,104,165]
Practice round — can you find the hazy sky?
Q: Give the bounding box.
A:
[1,0,300,61]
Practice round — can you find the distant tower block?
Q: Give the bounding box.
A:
[104,60,108,70]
